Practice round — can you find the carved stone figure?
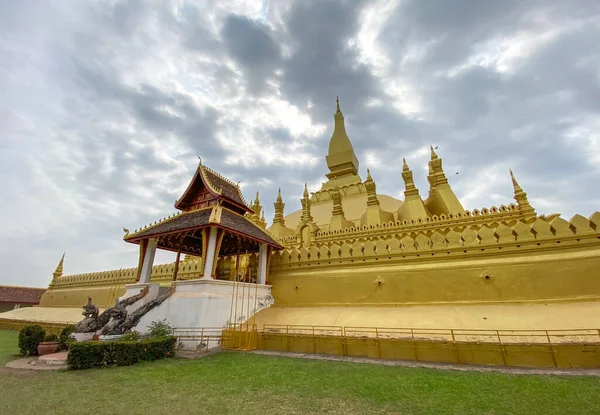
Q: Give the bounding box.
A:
[75,287,173,335]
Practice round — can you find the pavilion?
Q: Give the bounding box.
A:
[123,161,283,285]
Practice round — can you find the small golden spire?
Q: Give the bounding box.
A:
[510,169,521,191]
[401,159,419,197]
[301,183,313,223]
[255,191,260,204]
[364,168,379,207]
[430,145,439,160]
[509,169,536,219]
[273,189,286,226]
[336,96,340,113]
[330,186,345,218]
[53,252,65,281]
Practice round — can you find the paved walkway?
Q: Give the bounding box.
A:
[250,350,600,377]
[4,352,68,371]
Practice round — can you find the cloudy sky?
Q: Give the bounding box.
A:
[1,0,599,287]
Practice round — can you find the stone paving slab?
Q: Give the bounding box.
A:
[5,355,68,371]
[250,350,600,377]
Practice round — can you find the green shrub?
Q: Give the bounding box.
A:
[67,336,176,370]
[44,334,59,342]
[147,319,174,338]
[59,325,76,350]
[18,325,46,356]
[119,331,140,342]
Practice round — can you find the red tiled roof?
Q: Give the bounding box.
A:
[0,285,46,304]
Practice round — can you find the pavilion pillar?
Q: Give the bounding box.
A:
[139,238,158,284]
[201,227,219,279]
[257,243,269,285]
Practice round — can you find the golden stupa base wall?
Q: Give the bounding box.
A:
[269,215,600,306]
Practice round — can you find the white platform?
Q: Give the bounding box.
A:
[129,279,274,350]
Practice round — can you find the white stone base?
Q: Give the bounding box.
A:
[131,279,273,350]
[98,334,123,342]
[70,332,97,342]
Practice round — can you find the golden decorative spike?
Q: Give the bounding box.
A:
[273,189,286,225]
[303,183,309,199]
[53,252,65,281]
[364,168,379,207]
[336,95,340,113]
[509,169,536,219]
[401,159,420,197]
[430,145,439,160]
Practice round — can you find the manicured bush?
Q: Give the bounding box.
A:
[119,331,140,342]
[18,325,46,356]
[67,336,176,370]
[59,325,76,350]
[147,319,174,338]
[44,334,59,342]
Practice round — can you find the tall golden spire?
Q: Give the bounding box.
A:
[364,168,380,207]
[52,252,65,282]
[273,188,286,226]
[510,169,536,219]
[402,158,420,197]
[301,183,313,223]
[325,96,359,180]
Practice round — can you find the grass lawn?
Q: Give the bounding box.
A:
[1,330,600,414]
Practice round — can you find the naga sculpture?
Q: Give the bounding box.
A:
[74,288,172,335]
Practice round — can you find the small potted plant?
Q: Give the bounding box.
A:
[37,334,60,356]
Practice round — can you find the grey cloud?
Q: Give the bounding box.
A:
[220,14,282,94]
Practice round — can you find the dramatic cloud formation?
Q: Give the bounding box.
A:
[1,0,599,286]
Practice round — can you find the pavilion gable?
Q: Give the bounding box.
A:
[174,162,252,215]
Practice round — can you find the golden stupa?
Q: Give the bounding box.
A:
[2,97,600,338]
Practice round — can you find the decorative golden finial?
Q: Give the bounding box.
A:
[301,183,313,223]
[364,168,379,207]
[53,252,65,281]
[122,227,129,235]
[510,169,521,191]
[401,158,419,197]
[330,186,345,218]
[336,96,340,113]
[273,189,286,225]
[255,191,260,204]
[509,169,536,219]
[430,145,439,160]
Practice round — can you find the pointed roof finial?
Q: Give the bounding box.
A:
[402,157,409,172]
[198,154,202,165]
[276,188,282,201]
[303,183,309,199]
[336,96,340,113]
[53,252,65,281]
[509,169,520,189]
[366,168,372,181]
[430,145,438,160]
